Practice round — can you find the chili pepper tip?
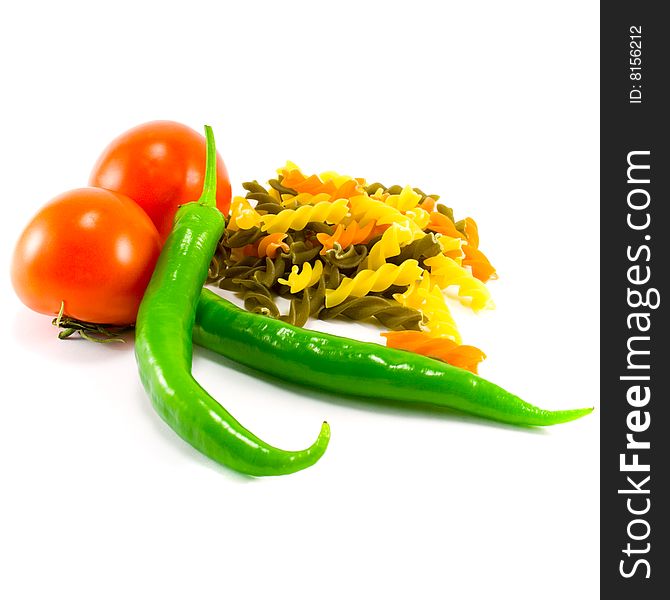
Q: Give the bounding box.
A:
[545,406,594,425]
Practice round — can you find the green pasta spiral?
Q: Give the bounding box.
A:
[318,296,422,330]
[323,244,368,270]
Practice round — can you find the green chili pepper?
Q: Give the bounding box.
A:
[193,289,593,427]
[134,126,330,476]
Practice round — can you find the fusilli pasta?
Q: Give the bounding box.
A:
[325,260,423,308]
[423,254,494,311]
[208,163,498,358]
[278,260,324,294]
[261,198,349,234]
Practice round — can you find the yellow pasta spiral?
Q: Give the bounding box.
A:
[423,254,494,310]
[367,222,416,270]
[281,192,332,208]
[325,260,423,308]
[393,273,461,343]
[261,198,350,234]
[319,170,354,188]
[349,194,408,227]
[376,186,429,229]
[276,160,301,176]
[278,260,324,294]
[385,185,422,213]
[349,194,427,239]
[404,207,431,230]
[436,234,462,254]
[229,196,261,230]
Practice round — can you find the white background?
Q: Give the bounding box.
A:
[0,2,599,598]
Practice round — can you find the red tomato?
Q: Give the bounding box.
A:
[89,120,232,241]
[11,188,161,325]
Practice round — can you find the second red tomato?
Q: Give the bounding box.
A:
[89,120,232,241]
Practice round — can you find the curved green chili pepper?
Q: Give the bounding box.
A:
[134,126,330,477]
[193,289,593,427]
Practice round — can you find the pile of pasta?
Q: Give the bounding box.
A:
[207,161,497,373]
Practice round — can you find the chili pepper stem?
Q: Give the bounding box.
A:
[197,125,217,208]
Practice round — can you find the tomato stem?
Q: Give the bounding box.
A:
[53,301,130,343]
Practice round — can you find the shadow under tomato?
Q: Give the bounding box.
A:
[11,308,136,361]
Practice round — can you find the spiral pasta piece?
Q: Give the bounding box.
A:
[253,256,287,288]
[380,331,486,374]
[405,207,431,230]
[389,232,442,265]
[436,204,455,221]
[436,234,462,255]
[420,196,437,212]
[393,272,461,343]
[268,177,298,196]
[316,220,375,254]
[261,198,350,234]
[318,170,356,189]
[461,217,479,248]
[257,233,290,259]
[462,245,497,283]
[281,192,332,208]
[318,296,422,330]
[282,240,321,265]
[367,222,416,270]
[329,178,362,200]
[423,254,494,310]
[352,194,427,240]
[246,191,281,207]
[242,180,269,195]
[436,234,464,264]
[229,244,258,262]
[278,163,339,196]
[229,196,262,231]
[427,211,466,239]
[278,260,324,294]
[384,185,422,213]
[225,227,264,248]
[325,260,423,308]
[265,187,283,203]
[279,290,313,327]
[235,279,281,318]
[348,194,410,227]
[322,244,367,270]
